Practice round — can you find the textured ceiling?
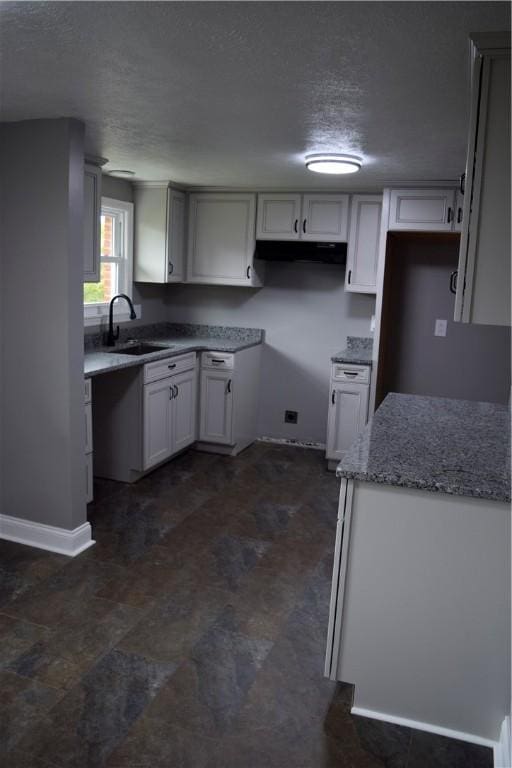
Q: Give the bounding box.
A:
[0,2,510,190]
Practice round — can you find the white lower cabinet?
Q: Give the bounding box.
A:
[143,366,197,471]
[84,378,93,503]
[197,345,261,456]
[326,364,370,468]
[199,370,233,445]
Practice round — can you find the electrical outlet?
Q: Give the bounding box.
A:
[284,410,298,424]
[434,319,448,337]
[370,314,376,332]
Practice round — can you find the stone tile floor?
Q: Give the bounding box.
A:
[0,443,492,767]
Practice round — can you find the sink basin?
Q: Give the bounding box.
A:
[108,343,173,356]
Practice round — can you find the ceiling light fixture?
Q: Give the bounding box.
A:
[107,169,135,177]
[305,153,362,175]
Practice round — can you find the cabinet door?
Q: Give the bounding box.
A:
[455,48,510,326]
[256,194,301,240]
[83,164,101,282]
[172,368,197,454]
[326,383,369,461]
[301,194,349,241]
[388,189,456,231]
[143,377,173,469]
[188,194,257,286]
[346,195,382,293]
[166,188,185,283]
[199,370,234,445]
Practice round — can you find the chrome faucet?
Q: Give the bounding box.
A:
[103,294,137,346]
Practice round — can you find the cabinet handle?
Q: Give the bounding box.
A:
[457,207,463,224]
[459,172,465,195]
[331,390,336,405]
[174,384,178,398]
[246,265,251,279]
[167,363,176,370]
[302,219,306,234]
[168,261,174,275]
[343,371,358,378]
[211,358,224,364]
[347,269,352,285]
[449,270,458,295]
[169,386,174,400]
[447,207,453,223]
[294,219,298,233]
[227,379,232,394]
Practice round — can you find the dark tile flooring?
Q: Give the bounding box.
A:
[1,443,492,767]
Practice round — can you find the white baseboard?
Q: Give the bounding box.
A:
[258,436,326,451]
[0,514,95,557]
[351,706,497,751]
[494,716,511,768]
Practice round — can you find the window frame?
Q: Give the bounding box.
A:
[84,197,139,326]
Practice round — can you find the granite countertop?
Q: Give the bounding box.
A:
[337,392,511,503]
[84,322,264,378]
[332,336,373,366]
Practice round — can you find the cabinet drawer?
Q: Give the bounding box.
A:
[201,351,235,370]
[84,378,91,404]
[144,352,196,383]
[332,364,370,383]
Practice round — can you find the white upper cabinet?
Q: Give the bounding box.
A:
[187,193,263,286]
[301,195,349,241]
[454,34,510,326]
[83,164,101,282]
[388,188,456,231]
[256,193,349,241]
[134,185,185,283]
[256,194,302,240]
[345,195,382,294]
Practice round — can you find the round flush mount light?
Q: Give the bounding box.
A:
[107,169,135,177]
[305,153,362,175]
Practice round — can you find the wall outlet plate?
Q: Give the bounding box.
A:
[284,410,298,424]
[434,319,448,337]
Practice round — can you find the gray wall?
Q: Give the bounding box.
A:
[166,262,375,443]
[85,175,171,333]
[0,118,86,529]
[382,237,510,403]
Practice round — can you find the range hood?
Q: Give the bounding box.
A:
[255,240,347,264]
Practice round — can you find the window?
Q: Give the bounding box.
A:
[84,197,136,325]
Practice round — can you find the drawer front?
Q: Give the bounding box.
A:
[332,364,370,383]
[84,378,91,404]
[144,352,196,383]
[201,351,235,370]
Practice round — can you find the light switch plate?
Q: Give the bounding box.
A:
[434,319,447,337]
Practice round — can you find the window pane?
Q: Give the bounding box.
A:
[101,214,114,258]
[83,262,118,304]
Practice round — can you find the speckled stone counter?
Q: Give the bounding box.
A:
[84,323,264,378]
[331,336,373,366]
[337,392,511,502]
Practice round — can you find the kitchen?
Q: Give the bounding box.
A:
[0,3,510,767]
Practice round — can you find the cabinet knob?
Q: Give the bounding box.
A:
[167,363,176,370]
[168,261,174,275]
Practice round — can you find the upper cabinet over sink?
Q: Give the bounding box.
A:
[134,185,185,283]
[256,193,349,242]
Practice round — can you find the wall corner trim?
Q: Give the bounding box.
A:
[350,705,499,752]
[0,515,95,557]
[494,716,511,768]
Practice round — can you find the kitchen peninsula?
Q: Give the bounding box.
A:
[325,393,510,745]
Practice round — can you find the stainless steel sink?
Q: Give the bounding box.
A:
[108,343,173,356]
